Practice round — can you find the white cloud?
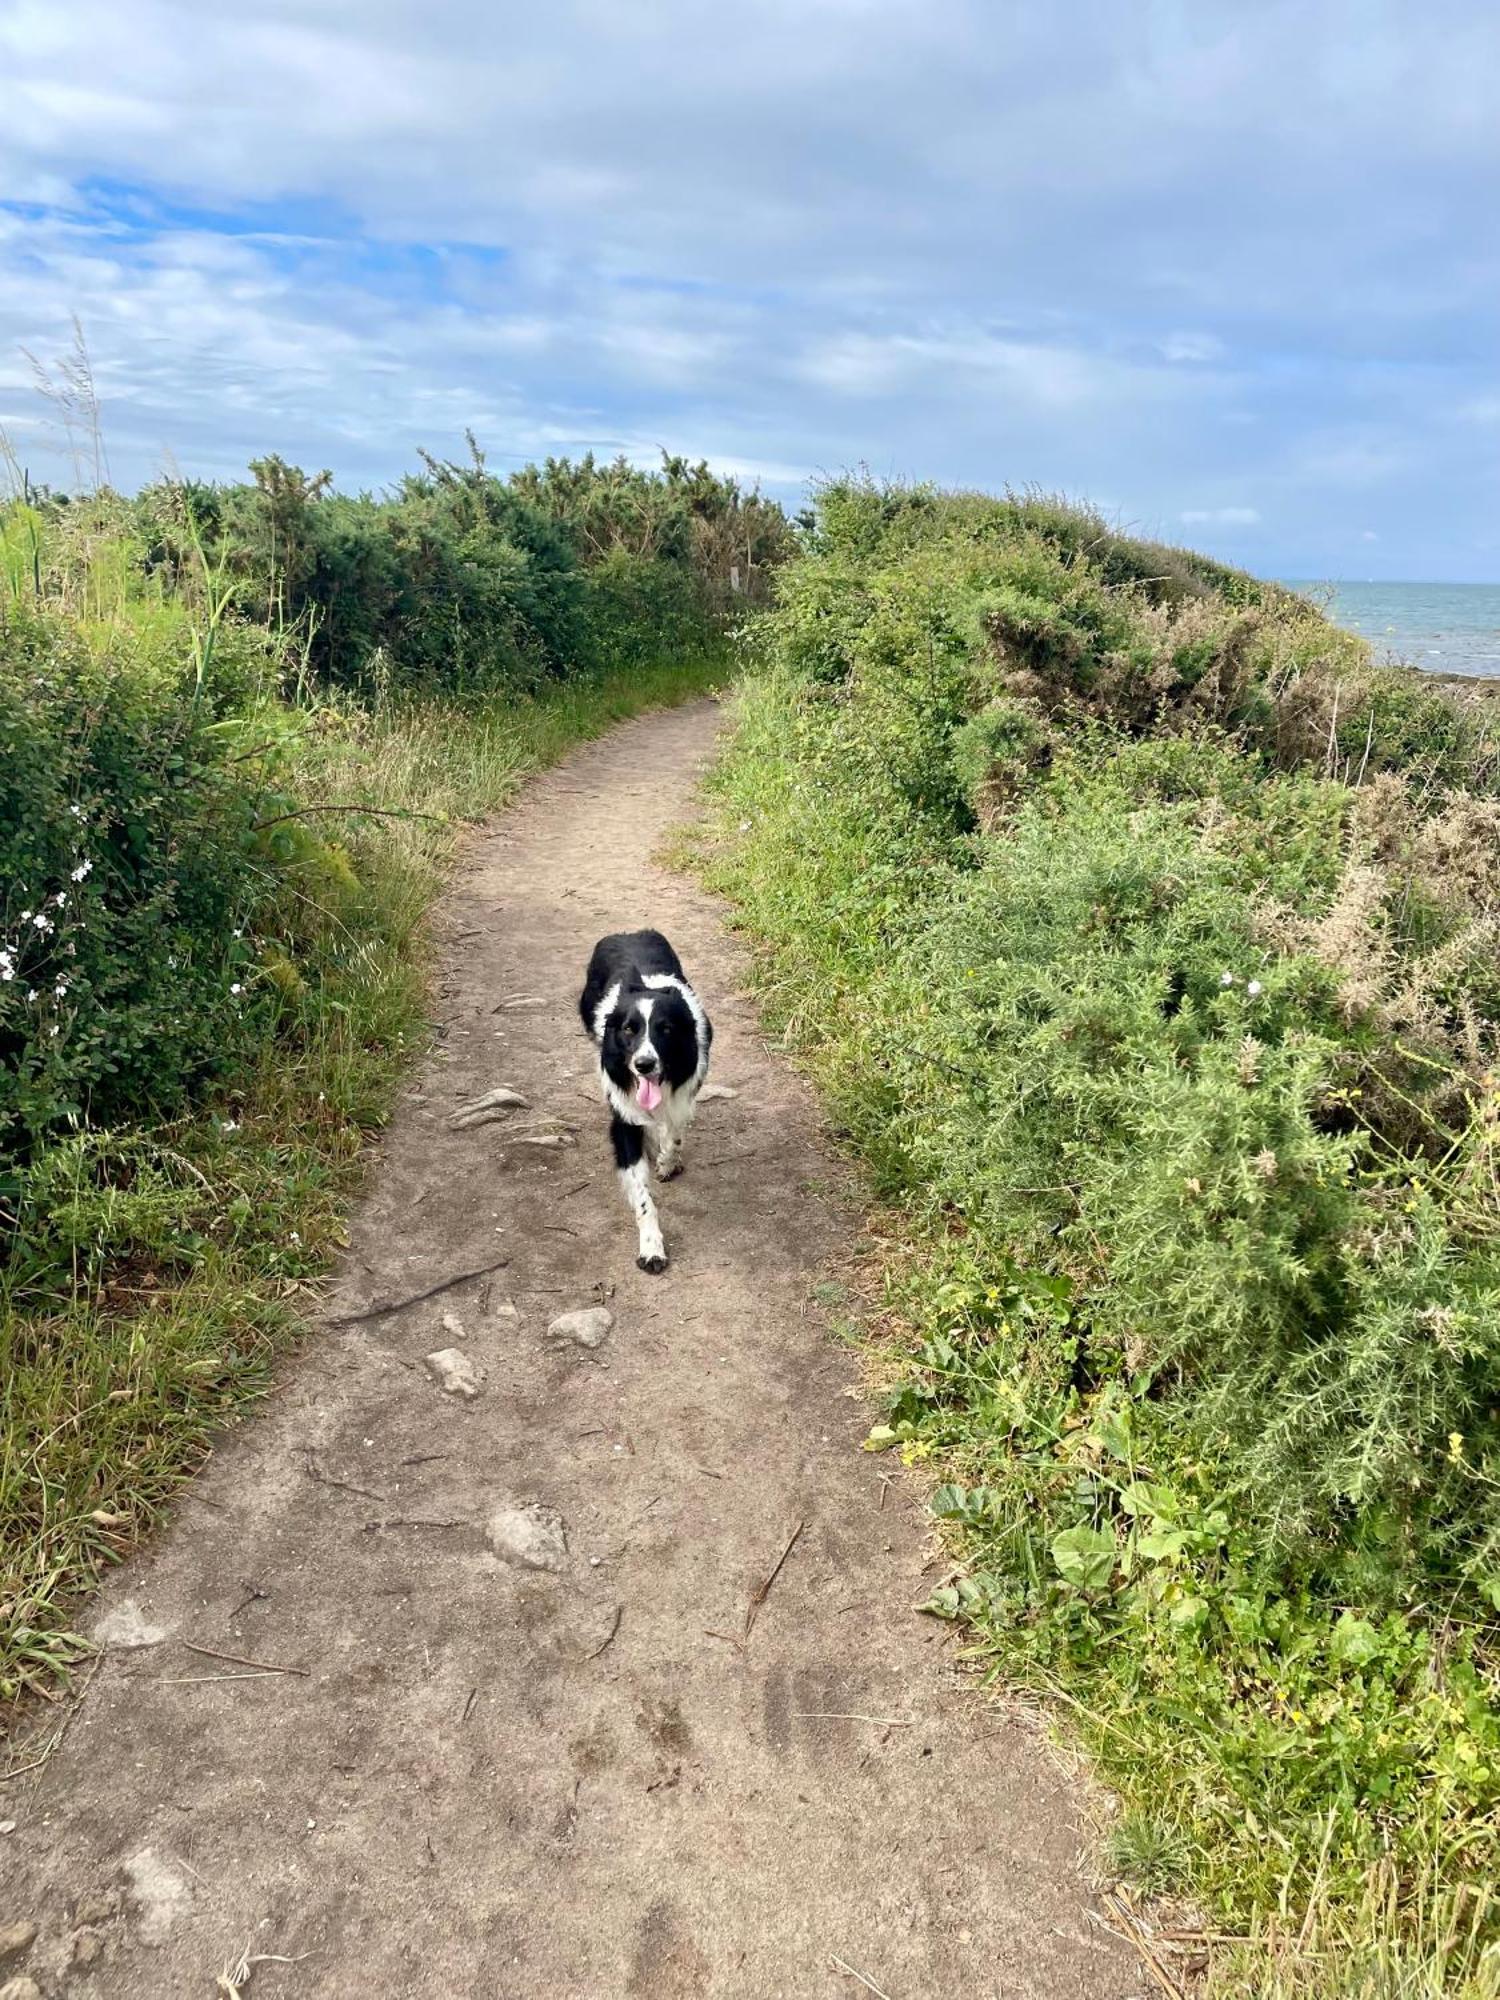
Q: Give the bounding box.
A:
[1181,506,1261,526]
[1160,332,1225,364]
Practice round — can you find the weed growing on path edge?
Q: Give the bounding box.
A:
[691,478,1500,1998]
[1,651,727,1712]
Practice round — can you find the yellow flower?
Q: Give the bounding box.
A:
[1448,1432,1465,1463]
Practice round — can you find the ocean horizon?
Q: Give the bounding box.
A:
[1284,578,1500,679]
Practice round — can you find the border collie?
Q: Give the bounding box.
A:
[579,929,712,1273]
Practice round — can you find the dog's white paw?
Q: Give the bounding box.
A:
[655,1158,684,1183]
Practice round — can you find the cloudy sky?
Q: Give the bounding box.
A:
[2,0,1497,578]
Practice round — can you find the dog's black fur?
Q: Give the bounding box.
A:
[579,929,712,1273]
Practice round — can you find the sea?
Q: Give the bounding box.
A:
[1284,580,1500,680]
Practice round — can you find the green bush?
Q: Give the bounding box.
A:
[0,601,272,1199]
[699,476,1500,1954]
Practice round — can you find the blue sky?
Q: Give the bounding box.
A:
[2,0,1498,579]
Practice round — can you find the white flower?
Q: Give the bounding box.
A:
[31,912,52,933]
[69,803,83,818]
[0,966,13,985]
[54,981,67,999]
[19,910,31,922]
[220,1119,239,1133]
[70,860,92,882]
[55,893,67,909]
[26,989,37,1001]
[1247,979,1263,998]
[1219,971,1235,987]
[230,982,243,996]
[49,1023,61,1038]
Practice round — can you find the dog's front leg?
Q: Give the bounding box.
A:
[611,1114,667,1273]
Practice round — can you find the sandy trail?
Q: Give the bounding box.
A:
[5,700,1133,1999]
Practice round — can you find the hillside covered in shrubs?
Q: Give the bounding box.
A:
[700,480,1500,1989]
[0,447,788,1699]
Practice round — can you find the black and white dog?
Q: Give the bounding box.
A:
[579,930,712,1273]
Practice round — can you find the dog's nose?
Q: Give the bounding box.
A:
[635,1052,659,1076]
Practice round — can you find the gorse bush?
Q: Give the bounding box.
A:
[134,440,791,700]
[700,476,1500,1972]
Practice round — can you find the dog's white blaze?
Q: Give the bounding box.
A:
[620,1158,665,1267]
[634,994,657,1079]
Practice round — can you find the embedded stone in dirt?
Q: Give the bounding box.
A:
[70,1931,105,1969]
[697,1082,739,1101]
[487,1504,568,1572]
[93,1600,167,1649]
[0,1976,44,2000]
[441,1311,467,1340]
[491,1298,520,1320]
[0,1925,36,1968]
[122,1847,192,1945]
[424,1348,483,1399]
[545,1306,613,1351]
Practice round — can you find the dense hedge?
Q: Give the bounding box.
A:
[138,444,793,698]
[702,478,1500,1935]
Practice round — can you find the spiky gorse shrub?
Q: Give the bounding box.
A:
[702,476,1500,1928]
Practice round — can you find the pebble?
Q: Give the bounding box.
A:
[424,1348,483,1398]
[93,1600,167,1649]
[698,1082,739,1101]
[0,1977,43,2000]
[441,1311,467,1341]
[545,1306,613,1351]
[0,1924,35,1966]
[486,1504,568,1573]
[71,1931,104,1969]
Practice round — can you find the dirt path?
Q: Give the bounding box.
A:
[5,701,1134,2000]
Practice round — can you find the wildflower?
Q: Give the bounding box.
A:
[55,894,67,909]
[26,989,37,1001]
[49,1023,61,1038]
[69,803,83,818]
[54,980,68,999]
[32,911,52,933]
[1219,971,1235,986]
[1247,979,1263,997]
[1448,1432,1465,1463]
[230,982,243,996]
[19,910,31,922]
[70,860,92,882]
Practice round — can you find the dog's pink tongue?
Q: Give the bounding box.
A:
[636,1076,663,1114]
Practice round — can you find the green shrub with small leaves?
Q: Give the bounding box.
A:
[700,477,1500,1971]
